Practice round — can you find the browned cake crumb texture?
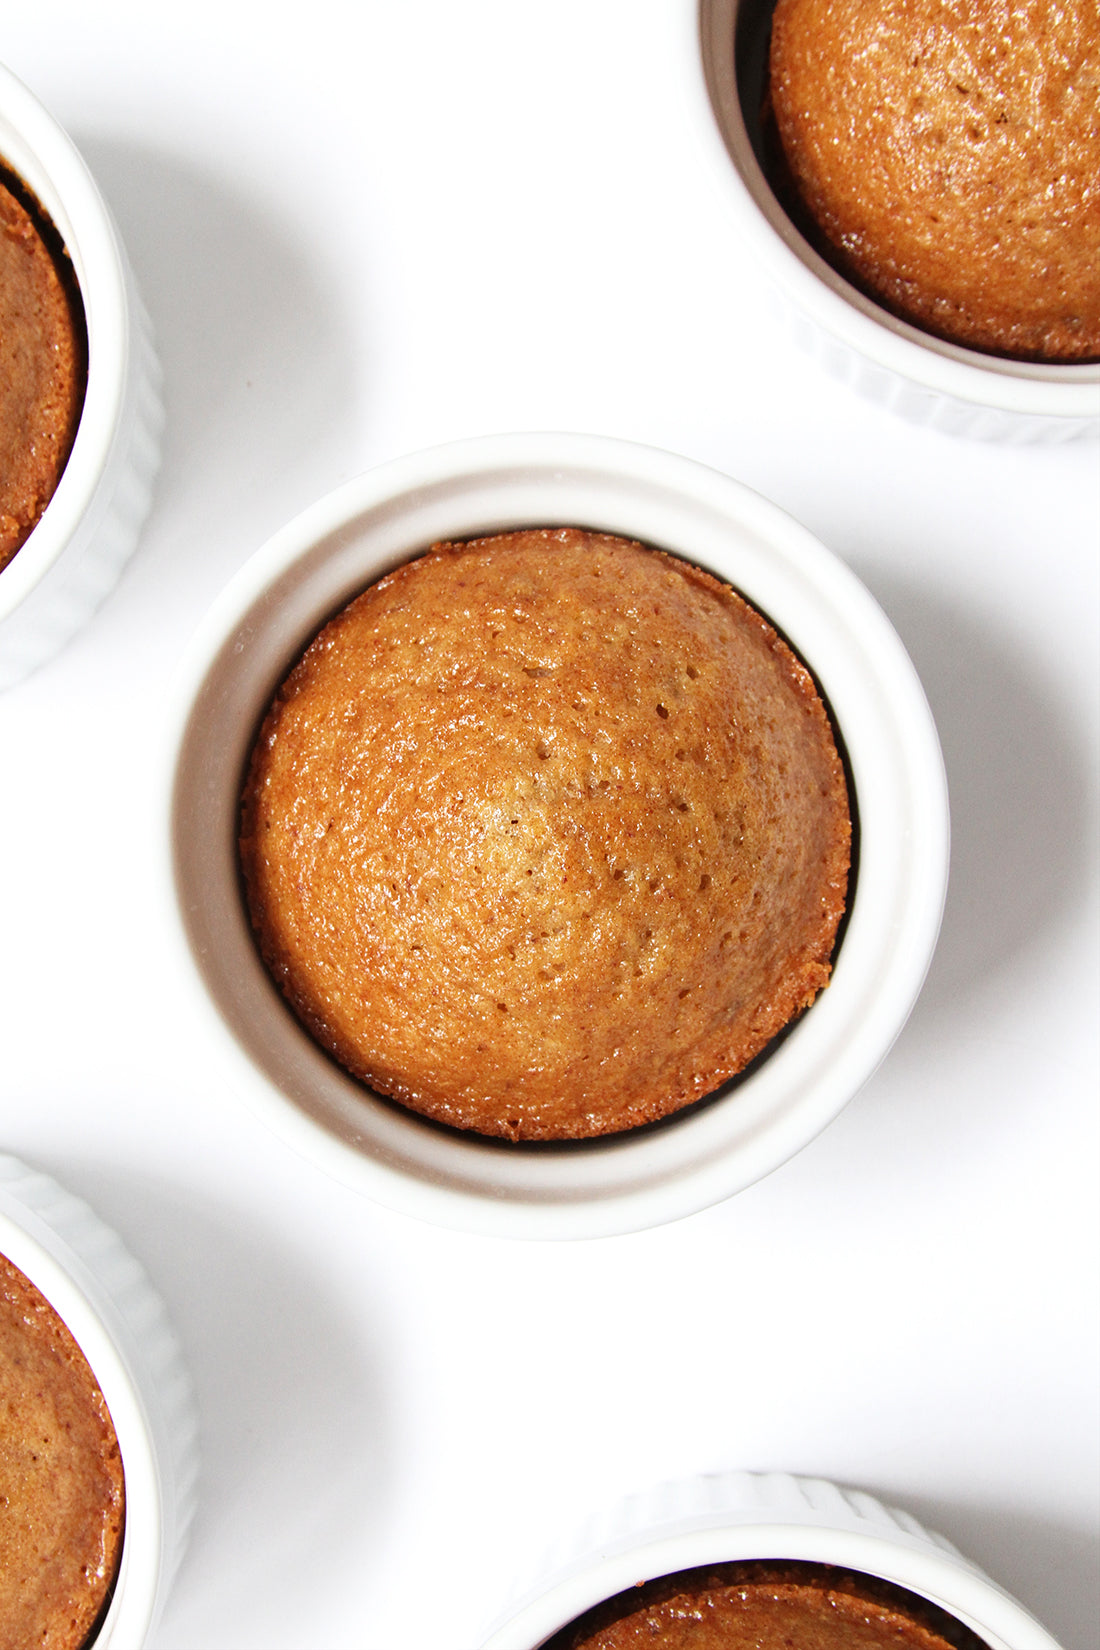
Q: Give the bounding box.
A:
[0,170,85,573]
[768,0,1100,361]
[240,528,851,1141]
[547,1561,993,1650]
[0,1254,125,1650]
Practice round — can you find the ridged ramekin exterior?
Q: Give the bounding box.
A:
[0,1154,198,1650]
[0,63,163,689]
[481,1469,1064,1650]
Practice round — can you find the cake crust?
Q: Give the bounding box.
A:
[548,1561,993,1650]
[0,170,84,572]
[0,1254,125,1650]
[240,529,851,1141]
[769,0,1100,361]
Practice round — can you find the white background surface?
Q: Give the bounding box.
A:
[1,4,1097,1647]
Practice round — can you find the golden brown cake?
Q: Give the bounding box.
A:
[0,1253,125,1650]
[768,0,1100,361]
[0,167,85,573]
[547,1562,992,1650]
[240,527,850,1141]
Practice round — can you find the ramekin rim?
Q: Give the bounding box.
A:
[0,1157,177,1649]
[164,432,949,1239]
[687,0,1100,422]
[0,60,131,621]
[478,1468,1064,1650]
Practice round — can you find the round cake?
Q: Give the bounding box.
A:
[0,166,85,573]
[0,1253,125,1650]
[546,1562,992,1650]
[768,0,1100,362]
[240,528,851,1141]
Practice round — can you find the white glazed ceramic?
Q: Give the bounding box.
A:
[693,0,1100,443]
[0,62,162,689]
[0,1155,198,1650]
[166,432,948,1239]
[480,1470,1064,1650]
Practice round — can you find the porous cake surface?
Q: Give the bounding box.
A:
[768,0,1100,361]
[0,1254,125,1650]
[240,528,850,1140]
[0,171,84,573]
[547,1562,992,1650]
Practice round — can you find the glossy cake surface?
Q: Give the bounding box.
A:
[0,170,84,572]
[548,1562,992,1649]
[768,0,1100,361]
[0,1253,125,1650]
[240,528,850,1140]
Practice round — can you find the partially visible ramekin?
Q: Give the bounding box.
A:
[479,1470,1064,1650]
[166,432,948,1239]
[0,63,162,689]
[693,0,1100,443]
[0,1154,198,1650]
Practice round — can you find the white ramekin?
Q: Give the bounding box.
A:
[0,1154,198,1650]
[166,432,948,1240]
[692,0,1100,443]
[0,63,162,689]
[480,1470,1064,1650]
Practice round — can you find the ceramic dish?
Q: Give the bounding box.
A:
[692,0,1100,443]
[166,432,948,1239]
[480,1470,1064,1650]
[0,1154,198,1650]
[0,62,162,690]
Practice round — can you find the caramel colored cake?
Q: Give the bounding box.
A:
[546,1562,992,1650]
[240,528,850,1141]
[0,1254,125,1650]
[768,0,1100,361]
[0,168,85,573]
